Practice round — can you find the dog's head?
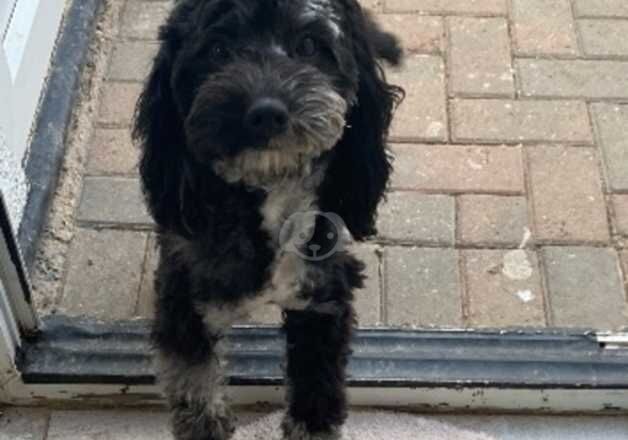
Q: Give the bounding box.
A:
[134,0,403,237]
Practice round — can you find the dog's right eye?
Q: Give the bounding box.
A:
[209,42,229,62]
[295,36,319,58]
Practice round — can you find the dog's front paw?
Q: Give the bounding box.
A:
[281,415,342,440]
[172,400,235,440]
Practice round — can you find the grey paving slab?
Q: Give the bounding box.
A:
[578,19,628,57]
[458,195,530,247]
[108,41,158,81]
[378,15,444,54]
[385,247,462,327]
[590,103,628,192]
[621,251,628,291]
[119,0,173,40]
[390,144,525,193]
[448,17,514,97]
[47,411,172,440]
[77,177,151,225]
[612,195,628,236]
[387,55,447,141]
[0,409,48,440]
[359,0,383,12]
[527,146,610,244]
[137,233,158,318]
[573,0,628,18]
[518,59,628,99]
[463,249,546,327]
[61,229,147,320]
[97,82,142,126]
[542,246,627,329]
[385,0,507,15]
[86,128,139,175]
[377,192,455,245]
[452,99,593,144]
[512,0,578,56]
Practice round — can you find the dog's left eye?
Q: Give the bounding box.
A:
[209,42,229,62]
[295,36,319,58]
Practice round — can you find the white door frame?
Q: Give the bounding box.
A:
[0,0,65,230]
[0,0,18,39]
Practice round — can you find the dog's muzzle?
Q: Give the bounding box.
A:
[244,97,290,140]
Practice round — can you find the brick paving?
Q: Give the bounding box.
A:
[44,0,628,331]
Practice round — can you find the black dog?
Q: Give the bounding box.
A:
[134,0,402,438]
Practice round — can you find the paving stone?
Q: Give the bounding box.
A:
[391,144,524,193]
[48,411,171,440]
[578,20,628,57]
[612,195,628,236]
[385,0,506,15]
[108,41,158,81]
[542,247,627,329]
[448,17,513,97]
[528,146,610,244]
[119,1,173,40]
[378,15,443,54]
[62,229,147,320]
[590,104,628,192]
[452,99,593,144]
[385,247,462,327]
[359,0,383,12]
[97,82,142,126]
[0,408,48,440]
[137,233,157,318]
[77,177,151,225]
[463,250,545,327]
[387,55,447,141]
[458,195,530,246]
[86,128,139,175]
[350,243,383,326]
[621,251,628,291]
[518,59,628,99]
[512,0,578,55]
[573,0,628,18]
[377,192,455,244]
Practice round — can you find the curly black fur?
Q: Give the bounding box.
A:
[133,0,402,438]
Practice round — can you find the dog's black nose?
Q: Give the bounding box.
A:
[244,97,289,138]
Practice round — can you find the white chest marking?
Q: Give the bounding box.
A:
[201,177,320,332]
[256,178,318,310]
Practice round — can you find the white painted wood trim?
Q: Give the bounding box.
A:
[0,0,18,40]
[3,0,65,162]
[2,382,628,414]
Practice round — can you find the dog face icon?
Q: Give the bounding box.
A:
[279,211,346,261]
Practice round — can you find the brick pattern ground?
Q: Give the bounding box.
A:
[51,0,628,330]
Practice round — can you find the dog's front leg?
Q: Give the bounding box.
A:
[281,301,355,440]
[155,291,236,440]
[158,334,234,440]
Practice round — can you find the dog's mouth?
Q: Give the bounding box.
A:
[204,87,348,184]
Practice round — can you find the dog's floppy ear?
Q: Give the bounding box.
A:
[133,25,193,234]
[365,14,403,67]
[318,4,404,240]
